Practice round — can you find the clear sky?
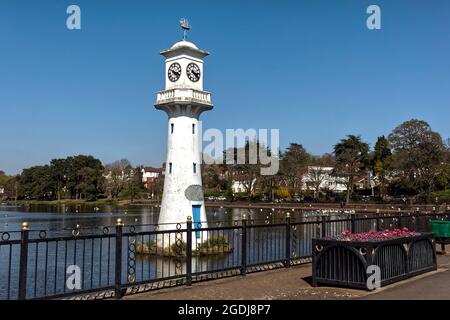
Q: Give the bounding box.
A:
[1,0,449,175]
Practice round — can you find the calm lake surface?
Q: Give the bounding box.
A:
[0,203,322,234]
[0,204,329,300]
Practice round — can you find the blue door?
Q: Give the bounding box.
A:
[192,205,201,239]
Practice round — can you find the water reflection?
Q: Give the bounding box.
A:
[0,204,321,232]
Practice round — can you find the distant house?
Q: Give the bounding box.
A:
[231,179,257,194]
[0,187,4,195]
[141,166,164,195]
[302,166,348,193]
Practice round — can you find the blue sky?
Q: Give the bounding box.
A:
[1,0,449,175]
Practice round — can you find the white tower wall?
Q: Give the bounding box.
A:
[158,114,206,226]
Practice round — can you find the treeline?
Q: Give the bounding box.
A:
[1,119,449,204]
[0,156,146,201]
[202,119,450,204]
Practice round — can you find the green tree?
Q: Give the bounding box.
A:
[121,167,146,202]
[0,171,12,200]
[371,136,392,197]
[280,143,311,197]
[50,159,68,201]
[19,165,54,200]
[388,119,447,201]
[333,135,370,205]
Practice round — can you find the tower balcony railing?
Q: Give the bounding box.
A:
[156,88,212,105]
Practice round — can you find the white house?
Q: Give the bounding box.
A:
[302,166,348,193]
[141,166,163,191]
[232,178,257,194]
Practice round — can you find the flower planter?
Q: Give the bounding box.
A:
[312,232,437,290]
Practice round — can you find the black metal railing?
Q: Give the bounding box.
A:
[0,210,448,300]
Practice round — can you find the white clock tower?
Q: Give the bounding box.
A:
[155,21,213,236]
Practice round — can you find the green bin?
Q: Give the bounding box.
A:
[431,220,450,238]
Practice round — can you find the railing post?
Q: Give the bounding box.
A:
[397,213,402,229]
[115,218,123,299]
[376,209,381,231]
[186,216,193,286]
[321,214,327,238]
[241,214,247,276]
[416,208,422,231]
[285,212,291,268]
[350,214,356,234]
[18,222,29,300]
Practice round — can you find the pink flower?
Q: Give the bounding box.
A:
[342,230,351,236]
[332,228,420,242]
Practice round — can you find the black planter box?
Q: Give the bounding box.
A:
[312,233,437,290]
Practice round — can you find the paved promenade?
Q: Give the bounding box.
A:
[125,246,450,300]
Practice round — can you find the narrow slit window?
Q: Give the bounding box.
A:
[169,163,173,174]
[192,124,196,134]
[171,123,174,134]
[193,163,197,174]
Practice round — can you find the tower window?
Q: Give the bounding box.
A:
[192,124,196,134]
[169,163,173,174]
[193,163,197,174]
[171,123,174,134]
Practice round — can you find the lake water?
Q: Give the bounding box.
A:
[0,204,329,300]
[0,203,327,236]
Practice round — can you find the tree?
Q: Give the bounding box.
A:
[66,155,106,200]
[19,165,54,200]
[121,167,146,202]
[333,135,370,205]
[280,143,311,197]
[69,155,104,200]
[371,136,392,197]
[202,164,223,193]
[4,175,20,201]
[0,171,10,188]
[388,119,447,201]
[0,171,12,200]
[104,159,132,199]
[50,159,68,201]
[151,175,165,200]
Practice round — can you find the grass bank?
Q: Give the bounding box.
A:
[1,199,161,207]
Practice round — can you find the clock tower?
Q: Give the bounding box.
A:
[155,24,213,240]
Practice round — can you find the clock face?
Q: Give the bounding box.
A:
[168,62,181,82]
[186,63,201,82]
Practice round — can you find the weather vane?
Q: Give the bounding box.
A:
[180,18,191,41]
